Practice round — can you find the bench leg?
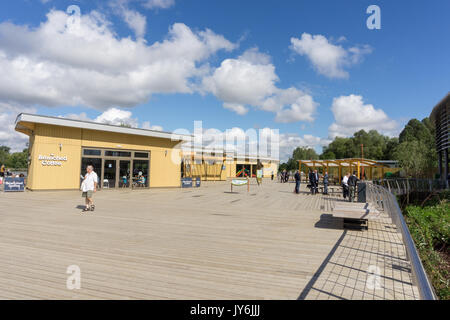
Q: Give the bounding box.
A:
[343,218,368,230]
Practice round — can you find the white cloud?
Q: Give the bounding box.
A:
[0,9,236,110]
[290,33,372,79]
[61,108,164,131]
[328,94,398,138]
[64,112,91,121]
[223,103,248,115]
[0,103,36,152]
[122,8,147,38]
[278,133,327,162]
[94,108,138,127]
[203,48,318,123]
[142,121,163,131]
[143,0,175,9]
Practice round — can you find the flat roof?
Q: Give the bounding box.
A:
[15,113,192,142]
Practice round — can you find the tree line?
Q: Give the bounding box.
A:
[0,146,29,170]
[280,117,437,178]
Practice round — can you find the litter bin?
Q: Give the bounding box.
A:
[357,182,367,203]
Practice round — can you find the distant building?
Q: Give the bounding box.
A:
[430,92,450,188]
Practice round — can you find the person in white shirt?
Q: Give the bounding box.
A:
[342,172,350,199]
[80,165,98,213]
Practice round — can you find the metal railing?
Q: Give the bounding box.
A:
[374,178,447,195]
[366,183,437,300]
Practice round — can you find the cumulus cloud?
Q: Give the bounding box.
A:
[278,133,329,162]
[143,0,175,9]
[94,108,138,127]
[203,48,318,123]
[0,103,36,152]
[122,8,147,38]
[328,94,398,138]
[142,121,163,131]
[62,108,163,131]
[0,9,236,111]
[290,33,372,79]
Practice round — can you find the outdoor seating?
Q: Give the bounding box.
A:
[331,202,381,230]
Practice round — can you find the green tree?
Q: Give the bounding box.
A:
[0,145,11,166]
[285,147,319,171]
[6,148,28,169]
[399,118,434,145]
[393,117,437,177]
[393,140,434,177]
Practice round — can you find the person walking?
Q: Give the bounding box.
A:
[342,172,350,199]
[323,171,329,195]
[294,170,301,194]
[80,164,98,213]
[0,164,5,178]
[347,171,359,202]
[271,172,274,181]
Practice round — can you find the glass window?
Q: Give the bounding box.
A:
[83,149,101,156]
[105,150,132,157]
[134,152,149,158]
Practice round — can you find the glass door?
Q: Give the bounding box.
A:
[103,159,116,188]
[132,159,149,188]
[119,160,131,188]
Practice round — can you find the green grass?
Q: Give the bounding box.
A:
[403,191,449,300]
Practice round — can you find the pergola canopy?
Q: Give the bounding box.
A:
[298,158,390,168]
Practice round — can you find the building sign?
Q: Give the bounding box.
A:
[181,177,193,188]
[38,154,68,166]
[256,169,263,179]
[4,177,25,192]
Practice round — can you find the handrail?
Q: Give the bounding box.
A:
[366,183,437,300]
[374,178,447,195]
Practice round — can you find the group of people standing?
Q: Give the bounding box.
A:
[290,169,359,202]
[279,170,290,183]
[341,171,359,202]
[307,170,329,195]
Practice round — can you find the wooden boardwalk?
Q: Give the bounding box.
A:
[0,181,419,299]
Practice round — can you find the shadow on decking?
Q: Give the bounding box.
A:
[299,216,418,300]
[314,214,343,230]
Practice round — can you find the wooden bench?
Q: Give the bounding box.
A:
[331,202,381,230]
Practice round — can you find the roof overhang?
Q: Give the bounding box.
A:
[15,113,192,142]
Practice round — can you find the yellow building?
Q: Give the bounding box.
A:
[15,113,190,190]
[15,113,279,190]
[181,148,279,181]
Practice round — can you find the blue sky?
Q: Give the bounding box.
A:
[1,0,449,160]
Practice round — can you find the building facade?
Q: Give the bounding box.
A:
[15,114,190,190]
[15,114,279,190]
[430,93,450,188]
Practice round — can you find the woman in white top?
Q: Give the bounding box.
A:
[342,173,350,199]
[80,165,98,213]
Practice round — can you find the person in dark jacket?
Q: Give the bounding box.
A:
[308,170,316,195]
[323,171,329,195]
[347,171,359,202]
[314,170,319,194]
[294,170,301,194]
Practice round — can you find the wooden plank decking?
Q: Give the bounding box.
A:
[0,181,419,299]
